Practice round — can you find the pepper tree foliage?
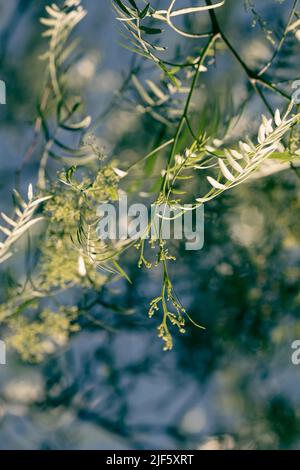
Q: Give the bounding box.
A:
[0,0,300,359]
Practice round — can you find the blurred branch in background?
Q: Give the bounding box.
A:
[0,0,35,65]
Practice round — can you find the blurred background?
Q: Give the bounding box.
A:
[0,0,300,450]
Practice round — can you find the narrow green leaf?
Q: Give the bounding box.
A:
[139,3,150,19]
[128,0,138,10]
[140,26,162,35]
[112,260,132,284]
[113,0,131,16]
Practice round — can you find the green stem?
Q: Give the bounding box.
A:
[161,34,219,194]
